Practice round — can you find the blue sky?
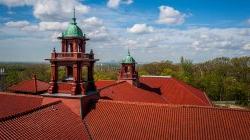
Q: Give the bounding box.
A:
[0,0,250,63]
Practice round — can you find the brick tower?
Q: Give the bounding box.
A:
[118,50,139,86]
[46,9,98,95]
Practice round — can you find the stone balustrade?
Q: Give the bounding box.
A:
[51,52,93,59]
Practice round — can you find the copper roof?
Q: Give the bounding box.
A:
[84,100,250,140]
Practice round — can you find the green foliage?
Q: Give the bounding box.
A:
[94,63,118,80]
[0,56,249,106]
[0,63,50,88]
[179,56,193,83]
[139,56,250,105]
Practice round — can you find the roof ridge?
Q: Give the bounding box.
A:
[0,92,43,98]
[98,81,126,91]
[203,91,214,106]
[97,80,116,81]
[98,99,250,112]
[0,100,62,122]
[83,119,93,140]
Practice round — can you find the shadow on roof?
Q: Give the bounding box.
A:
[139,82,162,95]
[100,96,113,100]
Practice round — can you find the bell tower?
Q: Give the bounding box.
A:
[46,9,98,95]
[118,50,139,86]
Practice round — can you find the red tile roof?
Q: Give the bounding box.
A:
[97,80,168,104]
[95,80,116,90]
[0,93,89,140]
[96,77,212,106]
[8,79,49,94]
[84,100,250,140]
[0,92,55,118]
[140,76,212,106]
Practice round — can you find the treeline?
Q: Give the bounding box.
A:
[0,56,249,104]
[139,57,250,104]
[0,63,50,90]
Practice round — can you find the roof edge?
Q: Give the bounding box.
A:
[97,99,250,112]
[171,78,211,106]
[0,92,43,98]
[0,100,62,122]
[141,75,172,78]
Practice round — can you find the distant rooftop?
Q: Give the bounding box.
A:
[96,76,212,106]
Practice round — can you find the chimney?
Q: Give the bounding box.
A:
[32,74,38,94]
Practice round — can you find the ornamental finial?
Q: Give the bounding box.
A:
[128,48,130,56]
[73,7,75,19]
[72,7,76,24]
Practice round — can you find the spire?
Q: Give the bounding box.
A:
[128,48,130,56]
[72,7,77,25]
[73,7,75,19]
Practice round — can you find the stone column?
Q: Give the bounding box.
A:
[87,63,94,82]
[62,40,66,52]
[82,41,86,53]
[73,39,78,52]
[71,62,82,95]
[87,62,96,92]
[48,62,58,93]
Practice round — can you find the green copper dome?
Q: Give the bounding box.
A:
[122,50,136,64]
[62,9,83,37]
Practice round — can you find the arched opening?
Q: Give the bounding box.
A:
[82,67,88,82]
[78,42,82,52]
[124,66,128,73]
[67,43,73,52]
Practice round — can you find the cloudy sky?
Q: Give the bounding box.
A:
[0,0,250,63]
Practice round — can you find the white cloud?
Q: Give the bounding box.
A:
[33,0,89,21]
[81,17,103,26]
[21,25,39,31]
[87,26,108,41]
[2,4,250,63]
[51,32,62,42]
[107,0,133,9]
[127,24,153,34]
[5,20,68,31]
[39,22,68,31]
[242,43,250,50]
[0,0,35,7]
[156,6,185,25]
[0,0,89,21]
[5,20,30,28]
[77,17,107,41]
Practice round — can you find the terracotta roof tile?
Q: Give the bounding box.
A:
[0,101,89,140]
[85,100,250,140]
[0,92,44,118]
[140,77,212,106]
[96,77,212,106]
[97,81,168,104]
[95,80,116,90]
[8,79,49,93]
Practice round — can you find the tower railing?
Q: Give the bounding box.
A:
[51,52,93,59]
